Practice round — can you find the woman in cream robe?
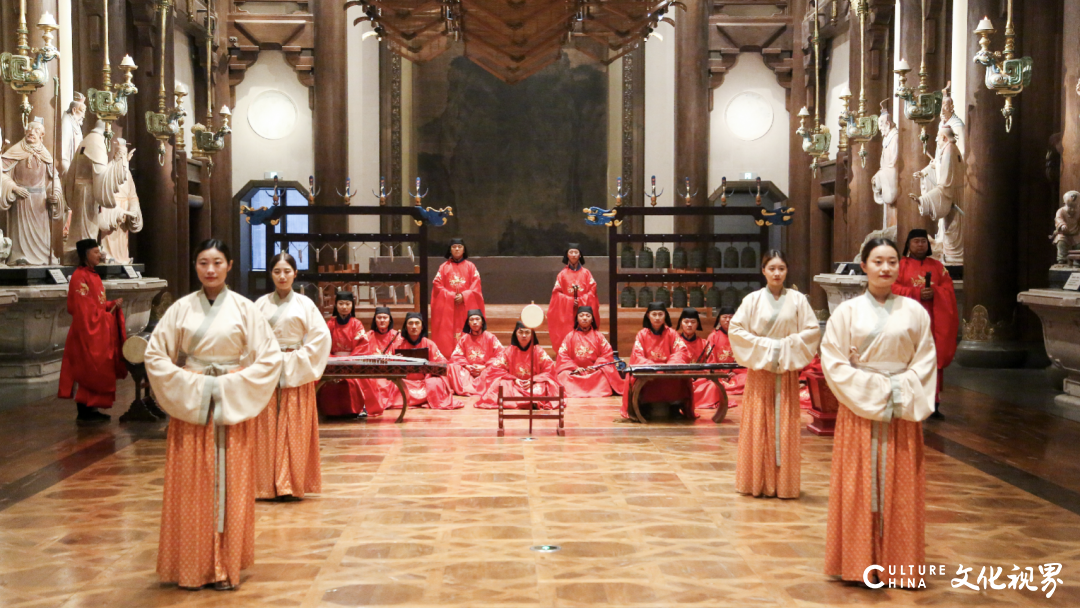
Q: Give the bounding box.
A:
[822,238,937,583]
[253,253,331,500]
[145,240,282,590]
[729,252,820,499]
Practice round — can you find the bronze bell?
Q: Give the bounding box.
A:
[705,285,722,308]
[638,245,654,269]
[672,286,688,308]
[706,246,723,269]
[739,283,756,301]
[740,244,757,269]
[620,285,637,308]
[655,246,671,269]
[636,285,653,307]
[671,245,687,269]
[654,285,671,307]
[722,285,740,308]
[723,244,740,268]
[621,244,637,269]
[688,285,705,308]
[688,247,706,270]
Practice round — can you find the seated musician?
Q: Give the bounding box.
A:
[706,306,747,399]
[555,306,625,397]
[317,291,370,418]
[674,308,723,410]
[447,309,504,396]
[346,306,400,418]
[620,302,694,420]
[476,322,559,409]
[377,312,462,410]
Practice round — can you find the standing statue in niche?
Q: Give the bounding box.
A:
[871,102,899,228]
[912,125,964,264]
[60,92,86,177]
[62,121,126,265]
[97,138,142,264]
[1052,191,1079,268]
[0,119,64,266]
[939,83,965,154]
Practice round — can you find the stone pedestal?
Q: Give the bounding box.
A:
[814,272,965,335]
[1018,289,1080,414]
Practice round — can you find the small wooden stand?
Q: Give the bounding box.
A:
[497,386,565,437]
[806,374,838,436]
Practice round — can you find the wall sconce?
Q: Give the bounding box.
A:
[894,0,942,153]
[838,0,878,167]
[0,3,60,127]
[795,1,830,176]
[972,0,1032,132]
[145,0,186,166]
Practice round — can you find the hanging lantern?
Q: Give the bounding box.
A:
[706,246,723,269]
[655,246,671,269]
[654,285,671,307]
[741,244,757,269]
[723,244,740,268]
[620,285,637,308]
[621,244,637,269]
[688,285,705,308]
[688,247,706,270]
[705,285,722,308]
[671,245,687,269]
[722,285,740,308]
[637,245,654,269]
[636,285,653,307]
[672,286,688,308]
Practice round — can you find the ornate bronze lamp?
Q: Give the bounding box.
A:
[0,2,59,127]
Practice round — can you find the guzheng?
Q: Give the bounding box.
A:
[623,362,743,374]
[324,354,447,376]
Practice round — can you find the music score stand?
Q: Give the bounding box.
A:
[497,385,566,437]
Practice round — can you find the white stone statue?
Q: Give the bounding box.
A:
[0,229,11,266]
[1053,191,1080,268]
[912,125,964,264]
[62,121,126,265]
[60,92,85,177]
[0,120,64,266]
[97,138,142,264]
[871,103,899,228]
[939,82,965,155]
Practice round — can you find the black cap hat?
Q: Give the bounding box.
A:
[445,238,468,260]
[677,308,701,330]
[574,305,599,331]
[402,311,426,343]
[714,306,736,329]
[642,302,672,330]
[371,306,395,331]
[462,309,487,333]
[335,290,355,302]
[902,229,932,257]
[76,239,99,258]
[563,243,586,266]
[510,320,536,350]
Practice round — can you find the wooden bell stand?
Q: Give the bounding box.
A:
[496,303,566,437]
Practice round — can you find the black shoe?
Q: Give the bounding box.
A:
[76,404,111,424]
[357,409,368,418]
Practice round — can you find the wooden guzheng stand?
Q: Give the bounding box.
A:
[318,355,447,423]
[623,362,742,424]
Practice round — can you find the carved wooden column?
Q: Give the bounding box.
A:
[313,0,349,236]
[378,45,401,247]
[674,0,709,239]
[788,0,812,294]
[1063,1,1080,196]
[622,46,645,237]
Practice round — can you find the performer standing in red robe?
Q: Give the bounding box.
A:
[555,306,625,397]
[547,244,600,351]
[674,308,722,410]
[621,303,693,420]
[707,306,746,399]
[446,310,504,396]
[379,312,463,410]
[58,239,127,424]
[350,306,400,417]
[317,291,371,418]
[891,229,958,417]
[476,322,560,409]
[430,238,485,358]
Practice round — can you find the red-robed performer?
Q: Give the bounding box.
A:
[446,309,504,396]
[430,238,485,358]
[891,229,958,417]
[476,322,560,409]
[620,303,693,420]
[378,312,463,410]
[316,291,371,418]
[58,238,127,424]
[674,308,723,410]
[348,306,400,418]
[555,305,625,397]
[707,306,746,399]
[547,244,600,351]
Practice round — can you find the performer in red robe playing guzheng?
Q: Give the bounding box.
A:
[547,244,600,351]
[58,239,128,424]
[555,306,625,397]
[476,322,560,409]
[430,238,485,358]
[378,312,462,410]
[706,306,746,400]
[891,229,957,416]
[621,303,693,420]
[349,306,400,418]
[446,309,504,396]
[317,291,371,417]
[674,308,723,410]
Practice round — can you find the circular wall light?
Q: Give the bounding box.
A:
[247,90,298,140]
[725,91,774,141]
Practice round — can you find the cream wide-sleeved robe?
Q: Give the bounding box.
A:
[821,292,936,582]
[729,288,820,498]
[253,291,331,499]
[145,287,283,588]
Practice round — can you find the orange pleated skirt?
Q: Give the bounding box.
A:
[253,382,322,499]
[735,369,802,498]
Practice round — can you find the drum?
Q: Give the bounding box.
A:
[122,333,152,364]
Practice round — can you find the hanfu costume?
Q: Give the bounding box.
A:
[554,306,624,397]
[349,307,400,418]
[379,312,463,410]
[446,310,504,396]
[317,291,369,417]
[729,287,820,498]
[821,292,936,582]
[620,304,693,420]
[253,290,331,499]
[144,287,283,589]
[547,245,600,351]
[674,308,722,410]
[430,239,485,358]
[706,307,746,400]
[476,323,560,409]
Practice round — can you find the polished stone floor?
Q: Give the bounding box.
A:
[1,381,1078,607]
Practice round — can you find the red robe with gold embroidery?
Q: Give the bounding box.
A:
[58,266,127,407]
[547,265,601,351]
[430,259,485,358]
[891,256,958,399]
[446,331,503,396]
[555,328,625,397]
[706,329,746,398]
[317,317,368,416]
[344,328,400,417]
[676,334,722,410]
[377,335,462,410]
[476,344,560,409]
[620,326,693,419]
